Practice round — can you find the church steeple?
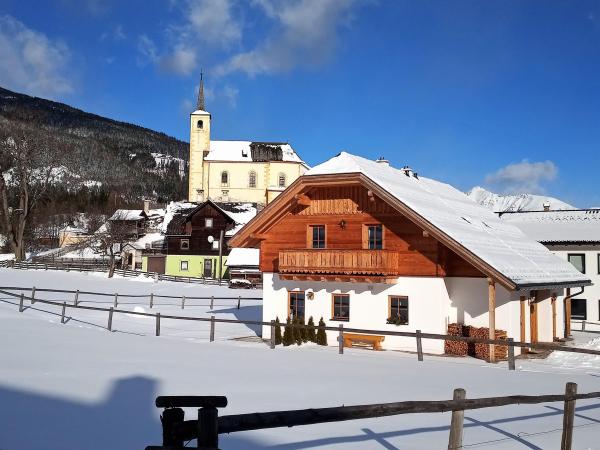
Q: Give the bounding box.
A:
[197,71,205,111]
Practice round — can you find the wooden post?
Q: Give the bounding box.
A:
[198,406,219,449]
[150,292,154,308]
[74,290,79,306]
[565,288,572,338]
[60,302,66,324]
[338,324,344,354]
[210,296,214,310]
[181,295,186,310]
[114,293,118,308]
[520,295,526,352]
[507,338,515,371]
[561,382,578,450]
[210,315,215,342]
[108,307,114,331]
[237,295,241,310]
[217,229,224,284]
[416,329,423,362]
[488,279,496,363]
[19,293,24,312]
[270,320,276,349]
[582,320,586,331]
[161,407,185,447]
[531,291,539,349]
[31,286,36,304]
[156,312,161,336]
[447,388,466,450]
[552,293,557,340]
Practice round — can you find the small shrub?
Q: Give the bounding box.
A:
[282,317,294,346]
[316,317,328,346]
[307,316,317,342]
[274,317,282,345]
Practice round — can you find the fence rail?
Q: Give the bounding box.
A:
[147,382,597,449]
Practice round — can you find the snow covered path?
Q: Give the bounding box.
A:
[2,269,600,449]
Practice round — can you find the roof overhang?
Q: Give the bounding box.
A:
[514,280,593,292]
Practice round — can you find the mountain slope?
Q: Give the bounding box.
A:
[0,86,188,203]
[467,186,574,212]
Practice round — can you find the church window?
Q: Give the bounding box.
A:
[197,120,203,129]
[249,171,257,188]
[278,173,286,188]
[221,171,229,187]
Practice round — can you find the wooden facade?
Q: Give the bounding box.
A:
[256,185,484,281]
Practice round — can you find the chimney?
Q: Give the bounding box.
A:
[543,201,550,212]
[143,199,150,214]
[376,156,390,167]
[402,165,413,177]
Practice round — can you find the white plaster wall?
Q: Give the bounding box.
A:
[262,273,452,354]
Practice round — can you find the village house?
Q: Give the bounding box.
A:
[230,152,591,355]
[499,208,600,331]
[187,75,308,205]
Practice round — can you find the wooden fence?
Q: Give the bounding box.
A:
[145,382,597,449]
[2,287,600,372]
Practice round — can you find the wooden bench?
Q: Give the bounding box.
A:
[343,333,385,351]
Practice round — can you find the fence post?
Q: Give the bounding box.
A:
[338,324,344,354]
[270,320,276,349]
[416,329,423,362]
[582,320,586,332]
[31,286,36,304]
[114,293,118,308]
[181,295,185,310]
[198,406,219,449]
[60,302,66,324]
[210,295,214,310]
[156,312,161,337]
[150,292,154,309]
[19,293,24,312]
[210,315,215,342]
[448,388,466,450]
[161,407,185,447]
[561,382,578,450]
[74,290,79,306]
[237,295,241,310]
[507,338,515,371]
[108,307,114,331]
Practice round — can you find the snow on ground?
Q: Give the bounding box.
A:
[2,269,600,450]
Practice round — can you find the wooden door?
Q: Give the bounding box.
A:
[147,256,166,274]
[204,259,213,278]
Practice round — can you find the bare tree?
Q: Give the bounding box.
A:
[0,123,64,261]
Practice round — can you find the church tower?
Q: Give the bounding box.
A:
[188,73,211,202]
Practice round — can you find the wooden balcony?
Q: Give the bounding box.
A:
[278,249,400,283]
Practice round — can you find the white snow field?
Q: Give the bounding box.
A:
[2,269,600,450]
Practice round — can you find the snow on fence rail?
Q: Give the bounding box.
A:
[146,382,594,450]
[2,288,600,372]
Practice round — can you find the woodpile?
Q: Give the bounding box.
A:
[445,324,508,361]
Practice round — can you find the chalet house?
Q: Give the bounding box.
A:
[500,208,600,331]
[107,209,149,238]
[155,200,257,279]
[226,248,261,286]
[230,152,590,355]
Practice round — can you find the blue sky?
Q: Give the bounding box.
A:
[1,0,599,207]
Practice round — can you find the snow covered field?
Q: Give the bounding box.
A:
[2,269,600,450]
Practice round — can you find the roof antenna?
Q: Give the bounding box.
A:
[197,70,205,111]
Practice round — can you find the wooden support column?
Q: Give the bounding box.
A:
[520,295,527,353]
[488,278,496,363]
[551,293,557,341]
[530,291,539,349]
[565,288,572,338]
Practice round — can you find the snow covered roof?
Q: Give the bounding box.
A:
[499,209,600,244]
[226,248,259,267]
[303,152,591,289]
[191,109,210,115]
[217,203,258,236]
[467,186,574,212]
[108,209,146,221]
[204,141,306,165]
[123,233,165,251]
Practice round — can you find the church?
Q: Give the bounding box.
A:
[188,76,309,205]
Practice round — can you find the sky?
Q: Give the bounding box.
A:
[1,0,599,207]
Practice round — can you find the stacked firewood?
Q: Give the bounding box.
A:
[445,324,508,360]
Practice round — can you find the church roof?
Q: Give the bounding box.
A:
[204,140,307,166]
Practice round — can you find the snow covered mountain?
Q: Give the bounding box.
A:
[467,186,574,212]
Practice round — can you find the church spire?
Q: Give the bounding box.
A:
[197,71,205,111]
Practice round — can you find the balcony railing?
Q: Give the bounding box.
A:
[278,249,400,276]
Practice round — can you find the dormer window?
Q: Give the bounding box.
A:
[197,120,203,129]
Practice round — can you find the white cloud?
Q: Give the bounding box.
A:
[158,46,197,76]
[484,160,558,194]
[136,34,158,66]
[187,0,241,47]
[0,15,73,98]
[222,85,239,107]
[100,24,126,42]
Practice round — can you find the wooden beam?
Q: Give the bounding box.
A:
[520,295,527,353]
[565,288,572,338]
[249,233,267,241]
[294,193,311,206]
[530,291,539,348]
[488,279,496,363]
[551,293,557,341]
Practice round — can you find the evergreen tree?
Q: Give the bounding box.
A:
[274,317,282,345]
[282,317,294,346]
[293,317,303,346]
[316,317,328,346]
[307,316,317,343]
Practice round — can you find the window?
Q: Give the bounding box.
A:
[332,294,350,321]
[310,225,326,249]
[205,218,213,228]
[571,298,587,320]
[288,291,305,321]
[388,296,409,325]
[180,239,190,250]
[278,173,286,188]
[249,171,257,188]
[212,240,219,250]
[197,120,203,129]
[180,260,189,271]
[568,253,586,273]
[366,224,383,249]
[221,171,229,186]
